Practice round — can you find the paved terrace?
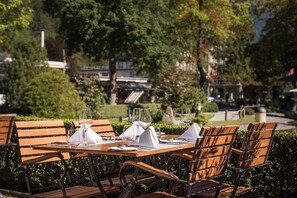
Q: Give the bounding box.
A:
[209,111,296,131]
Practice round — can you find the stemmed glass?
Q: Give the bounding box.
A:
[131,108,152,139]
[131,108,152,126]
[180,107,191,125]
[78,108,93,146]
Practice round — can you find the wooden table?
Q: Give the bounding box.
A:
[33,135,195,157]
[33,135,196,197]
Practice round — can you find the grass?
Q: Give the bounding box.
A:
[206,115,255,126]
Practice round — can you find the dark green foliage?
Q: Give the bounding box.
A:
[21,69,85,118]
[0,31,48,113]
[202,102,219,112]
[73,76,108,118]
[250,1,297,85]
[156,66,206,109]
[1,122,297,198]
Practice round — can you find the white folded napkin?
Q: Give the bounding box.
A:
[178,123,201,142]
[119,124,145,140]
[133,121,151,129]
[131,126,159,148]
[69,124,102,145]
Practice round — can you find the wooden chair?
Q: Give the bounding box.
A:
[15,120,119,198]
[227,121,278,197]
[72,119,115,137]
[119,125,240,198]
[72,119,155,189]
[0,114,16,167]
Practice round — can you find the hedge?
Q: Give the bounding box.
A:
[0,121,296,197]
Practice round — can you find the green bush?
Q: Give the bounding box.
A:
[21,69,85,118]
[202,102,219,112]
[1,121,297,198]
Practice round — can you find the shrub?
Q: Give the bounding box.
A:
[202,102,219,112]
[21,69,85,118]
[73,76,108,118]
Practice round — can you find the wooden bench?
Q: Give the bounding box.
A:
[15,120,119,198]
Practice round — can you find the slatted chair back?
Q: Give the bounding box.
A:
[72,119,115,137]
[238,122,277,169]
[0,114,16,145]
[189,125,239,181]
[15,120,70,164]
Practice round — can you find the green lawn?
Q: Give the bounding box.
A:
[207,115,255,126]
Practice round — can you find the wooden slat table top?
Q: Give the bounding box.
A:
[34,135,195,157]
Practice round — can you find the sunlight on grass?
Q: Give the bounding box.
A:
[206,115,255,126]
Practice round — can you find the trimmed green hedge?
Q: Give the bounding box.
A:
[0,121,296,197]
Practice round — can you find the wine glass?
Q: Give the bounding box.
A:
[78,108,93,146]
[67,126,76,145]
[131,108,152,124]
[180,107,191,125]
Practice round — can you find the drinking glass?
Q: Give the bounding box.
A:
[67,126,76,145]
[131,108,152,123]
[180,107,191,125]
[78,108,93,146]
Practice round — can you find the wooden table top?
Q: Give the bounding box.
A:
[33,135,195,157]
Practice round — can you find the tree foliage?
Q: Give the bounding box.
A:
[73,76,108,119]
[173,0,253,87]
[250,0,297,85]
[0,0,33,43]
[22,69,85,118]
[0,31,47,113]
[44,0,183,103]
[156,66,206,109]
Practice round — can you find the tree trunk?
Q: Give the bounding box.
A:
[109,57,117,104]
[197,0,207,88]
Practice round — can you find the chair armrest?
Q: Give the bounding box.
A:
[232,148,244,155]
[123,160,179,181]
[20,152,64,166]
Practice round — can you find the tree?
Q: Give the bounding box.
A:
[0,0,33,44]
[22,69,85,118]
[250,0,297,85]
[156,66,206,110]
[73,76,108,118]
[174,0,252,88]
[44,0,183,104]
[44,0,139,104]
[0,30,47,113]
